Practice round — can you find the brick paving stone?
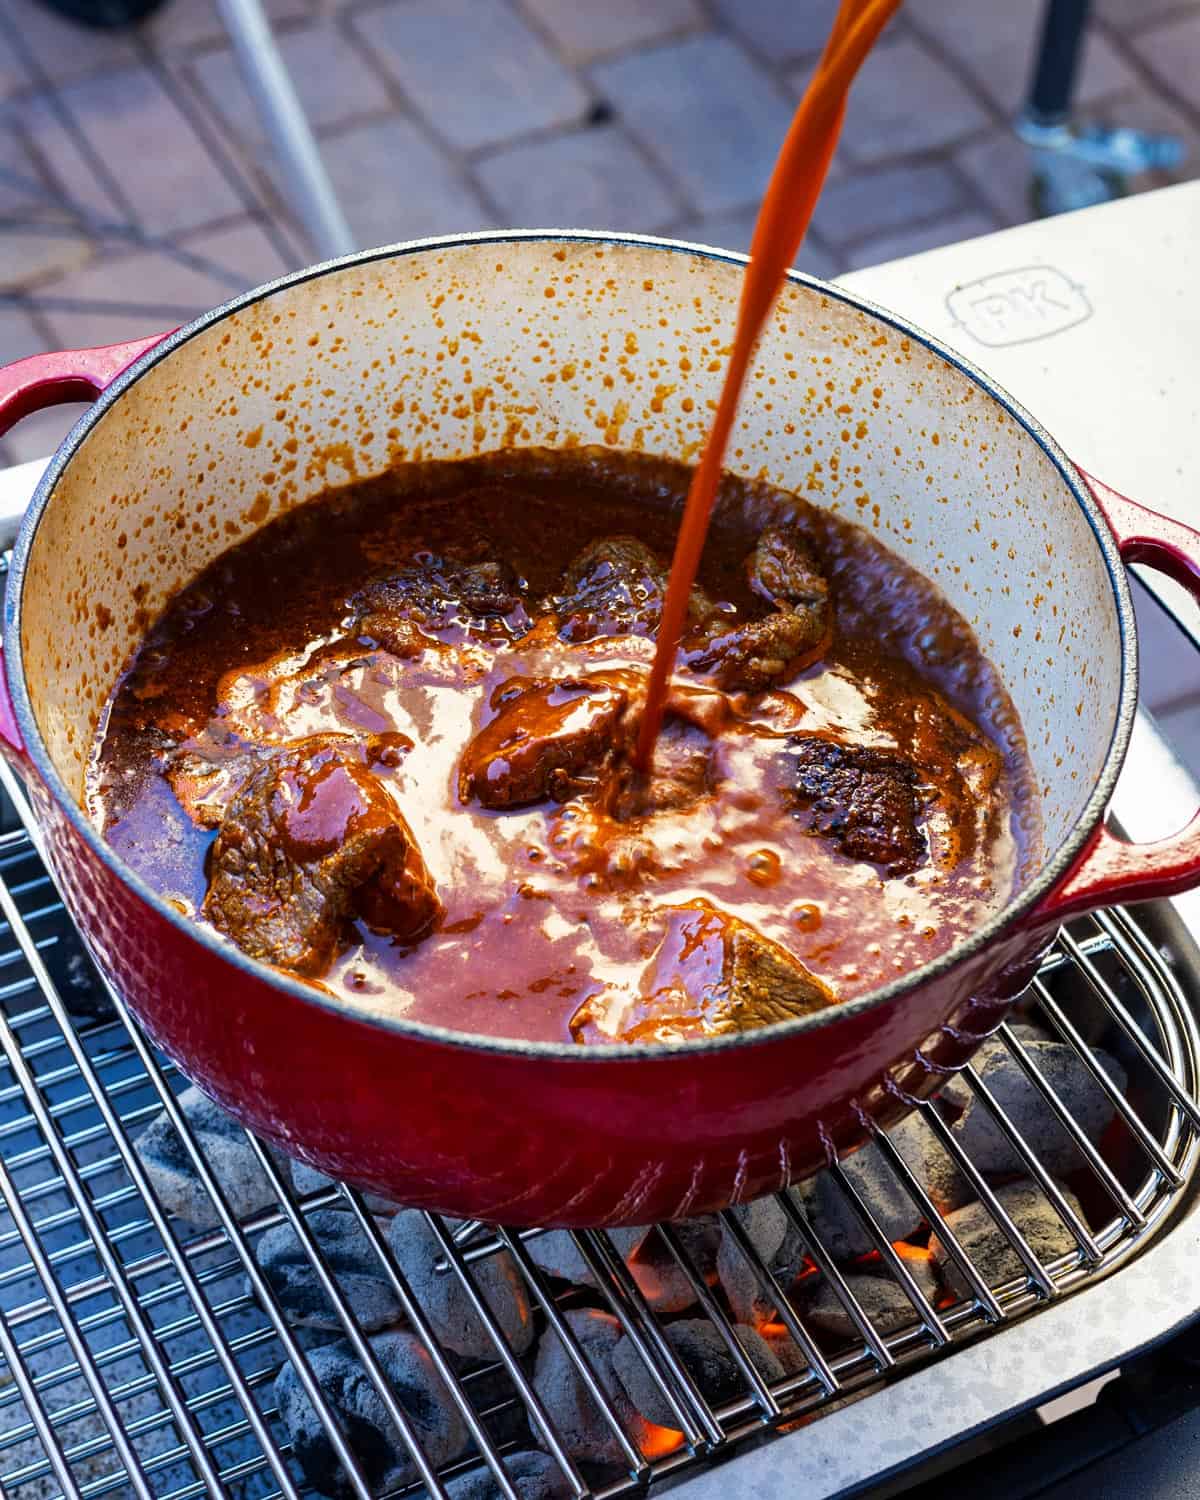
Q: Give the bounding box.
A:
[904,0,1141,115]
[843,209,997,271]
[594,34,794,216]
[1093,0,1197,31]
[1,400,89,463]
[810,160,968,250]
[795,238,842,280]
[798,35,991,164]
[54,65,244,236]
[186,216,296,286]
[475,124,680,233]
[0,224,92,291]
[0,0,138,86]
[668,206,758,255]
[668,208,841,279]
[37,216,291,336]
[1133,582,1200,715]
[352,0,590,153]
[1070,27,1147,106]
[4,0,1200,475]
[316,115,493,249]
[709,0,843,62]
[954,129,1037,226]
[145,0,315,54]
[19,92,129,223]
[0,23,27,101]
[0,303,47,364]
[518,0,702,64]
[191,19,391,146]
[37,294,171,349]
[1127,12,1200,111]
[1160,699,1200,777]
[0,125,56,216]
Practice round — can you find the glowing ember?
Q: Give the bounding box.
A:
[892,1240,935,1262]
[640,1421,685,1460]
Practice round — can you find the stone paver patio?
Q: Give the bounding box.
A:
[0,0,1198,473]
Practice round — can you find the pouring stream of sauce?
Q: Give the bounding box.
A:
[636,0,906,768]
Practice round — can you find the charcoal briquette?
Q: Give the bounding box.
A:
[386,1211,536,1361]
[612,1319,783,1427]
[929,1181,1086,1296]
[532,1307,644,1472]
[803,1256,940,1342]
[135,1085,289,1230]
[445,1450,572,1499]
[252,1208,401,1332]
[274,1330,468,1498]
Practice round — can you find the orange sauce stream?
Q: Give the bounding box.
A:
[637,0,905,768]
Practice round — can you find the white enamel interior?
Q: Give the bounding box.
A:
[18,237,1122,867]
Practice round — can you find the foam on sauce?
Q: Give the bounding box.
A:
[89,448,1041,1044]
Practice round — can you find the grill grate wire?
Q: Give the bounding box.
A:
[0,756,1193,1499]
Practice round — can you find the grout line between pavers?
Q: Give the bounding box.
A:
[1089,11,1200,133]
[132,45,309,264]
[0,72,138,237]
[695,0,917,75]
[336,5,426,115]
[510,0,708,72]
[0,294,206,324]
[895,12,1012,134]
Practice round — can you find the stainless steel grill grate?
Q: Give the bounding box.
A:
[0,751,1195,1500]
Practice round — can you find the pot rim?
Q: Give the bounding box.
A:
[3,229,1137,1063]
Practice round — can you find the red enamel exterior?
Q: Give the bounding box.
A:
[1027,472,1200,926]
[1,310,1199,1227]
[0,335,171,432]
[38,770,1042,1222]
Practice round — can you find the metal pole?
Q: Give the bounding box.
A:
[1024,0,1091,128]
[211,0,356,260]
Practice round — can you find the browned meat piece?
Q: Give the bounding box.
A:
[170,733,264,829]
[785,736,925,875]
[169,727,412,830]
[607,714,717,821]
[204,741,441,975]
[549,536,710,644]
[683,609,826,691]
[459,677,628,810]
[571,902,834,1043]
[683,526,831,690]
[747,525,830,613]
[351,556,530,654]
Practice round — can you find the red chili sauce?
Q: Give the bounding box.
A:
[88,448,1041,1045]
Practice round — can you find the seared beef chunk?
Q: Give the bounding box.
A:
[549,535,710,643]
[170,728,410,830]
[351,555,530,655]
[684,526,831,690]
[684,609,825,691]
[572,902,834,1043]
[747,525,829,613]
[607,713,717,821]
[458,677,628,809]
[785,736,925,875]
[205,741,440,975]
[170,734,265,829]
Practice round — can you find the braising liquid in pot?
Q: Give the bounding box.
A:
[88,448,1041,1045]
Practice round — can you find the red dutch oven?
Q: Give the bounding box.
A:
[0,233,1198,1227]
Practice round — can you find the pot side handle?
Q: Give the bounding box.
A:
[0,332,173,758]
[1027,469,1200,927]
[0,334,172,440]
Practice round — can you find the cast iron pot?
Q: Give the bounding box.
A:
[0,233,1198,1227]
